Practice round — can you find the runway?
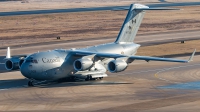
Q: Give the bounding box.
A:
[0,29,200,111]
[1,2,200,16]
[0,56,200,111]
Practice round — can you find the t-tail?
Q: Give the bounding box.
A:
[115,4,179,43]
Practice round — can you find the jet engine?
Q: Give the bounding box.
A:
[73,58,93,71]
[5,58,20,70]
[5,57,25,70]
[108,59,128,73]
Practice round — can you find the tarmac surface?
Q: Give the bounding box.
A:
[0,30,200,111]
[1,2,200,16]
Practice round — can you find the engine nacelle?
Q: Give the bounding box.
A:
[108,59,128,73]
[5,58,25,70]
[5,58,20,70]
[73,58,93,71]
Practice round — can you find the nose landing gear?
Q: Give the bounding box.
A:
[28,80,34,87]
[27,80,47,87]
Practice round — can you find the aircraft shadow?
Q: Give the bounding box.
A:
[0,78,132,90]
[0,79,27,90]
[37,80,133,88]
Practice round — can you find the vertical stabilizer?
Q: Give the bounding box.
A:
[115,4,179,43]
[6,47,11,59]
[115,4,148,43]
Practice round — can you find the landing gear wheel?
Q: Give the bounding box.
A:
[67,76,76,82]
[92,78,97,80]
[99,77,103,80]
[28,81,34,87]
[85,76,90,81]
[85,75,92,81]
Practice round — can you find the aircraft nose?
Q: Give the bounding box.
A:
[20,62,31,79]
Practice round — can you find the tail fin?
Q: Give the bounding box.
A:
[115,4,179,43]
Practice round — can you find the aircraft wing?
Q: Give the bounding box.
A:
[127,55,194,63]
[72,49,196,63]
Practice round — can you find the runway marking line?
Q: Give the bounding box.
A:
[154,63,200,83]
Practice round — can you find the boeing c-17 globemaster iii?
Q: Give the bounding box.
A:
[4,4,195,86]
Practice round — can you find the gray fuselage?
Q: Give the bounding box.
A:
[20,42,140,80]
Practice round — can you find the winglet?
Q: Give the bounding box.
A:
[6,47,11,59]
[188,49,196,62]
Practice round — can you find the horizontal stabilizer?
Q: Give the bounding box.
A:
[135,8,180,10]
[113,7,180,11]
[133,4,180,10]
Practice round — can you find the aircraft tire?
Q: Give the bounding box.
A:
[99,77,103,80]
[85,75,91,81]
[28,81,34,87]
[85,78,89,81]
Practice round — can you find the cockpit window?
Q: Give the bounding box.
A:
[25,59,38,63]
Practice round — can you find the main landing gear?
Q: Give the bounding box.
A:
[85,75,103,81]
[27,76,104,86]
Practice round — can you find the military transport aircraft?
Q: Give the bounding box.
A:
[4,4,195,86]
